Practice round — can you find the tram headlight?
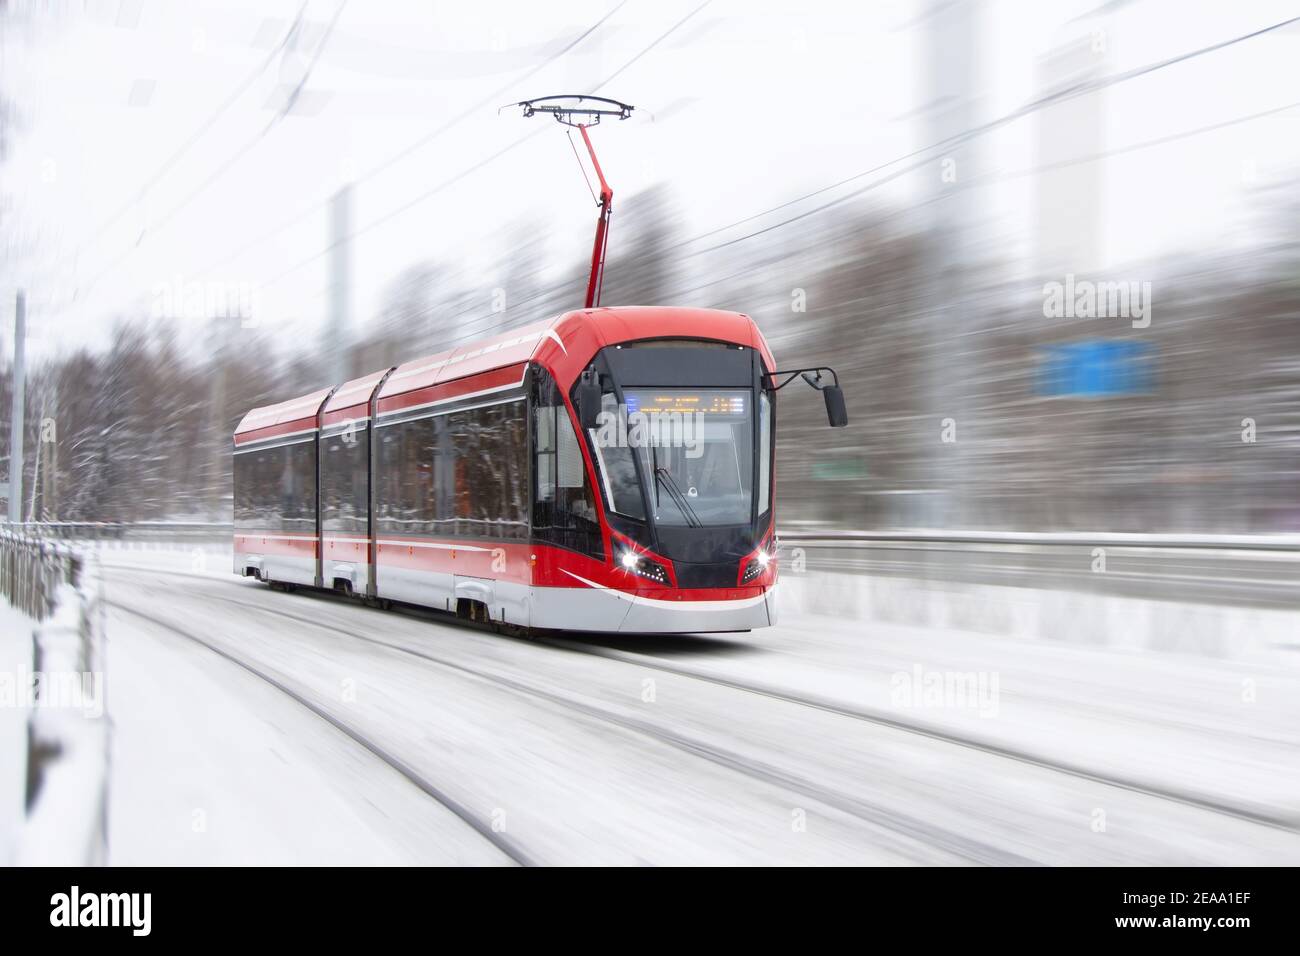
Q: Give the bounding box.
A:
[618,551,669,584]
[741,549,773,583]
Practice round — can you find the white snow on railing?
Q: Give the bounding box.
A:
[778,527,1300,551]
[0,531,108,865]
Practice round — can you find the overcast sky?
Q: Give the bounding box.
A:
[2,0,1298,358]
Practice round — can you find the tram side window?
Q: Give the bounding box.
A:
[589,390,646,520]
[445,400,528,540]
[374,403,527,540]
[321,426,370,535]
[257,447,281,532]
[375,417,437,535]
[374,426,399,533]
[429,416,456,536]
[234,439,316,534]
[280,439,317,535]
[531,366,604,561]
[535,402,555,502]
[232,447,262,530]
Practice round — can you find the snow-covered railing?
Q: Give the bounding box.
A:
[0,527,86,620]
[21,520,1300,554]
[10,520,229,542]
[776,525,1298,621]
[0,529,108,865]
[777,527,1300,552]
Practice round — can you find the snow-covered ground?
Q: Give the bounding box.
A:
[106,603,510,865]
[81,544,1300,865]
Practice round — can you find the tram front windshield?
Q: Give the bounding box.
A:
[621,388,754,527]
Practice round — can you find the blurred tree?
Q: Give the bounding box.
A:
[600,184,680,307]
[10,176,1298,535]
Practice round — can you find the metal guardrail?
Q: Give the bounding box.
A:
[18,520,1297,606]
[776,527,1299,611]
[777,528,1300,552]
[0,528,108,865]
[16,520,1300,553]
[0,527,86,620]
[8,520,230,542]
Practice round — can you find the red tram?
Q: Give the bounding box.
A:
[233,307,846,633]
[234,96,846,634]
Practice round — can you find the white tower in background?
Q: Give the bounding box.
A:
[918,0,983,527]
[1034,31,1107,277]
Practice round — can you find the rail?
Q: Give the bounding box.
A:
[8,520,230,542]
[0,527,86,619]
[0,528,108,865]
[777,528,1300,553]
[16,520,1300,554]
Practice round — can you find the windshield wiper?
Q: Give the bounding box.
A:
[654,466,702,528]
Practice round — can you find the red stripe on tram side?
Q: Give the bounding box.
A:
[375,363,527,416]
[321,531,371,562]
[233,416,318,446]
[374,536,532,586]
[233,532,319,559]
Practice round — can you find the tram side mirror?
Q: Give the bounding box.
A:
[577,381,603,431]
[823,385,848,427]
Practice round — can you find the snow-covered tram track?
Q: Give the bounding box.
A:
[530,635,1300,836]
[104,599,534,866]
[101,562,1300,865]
[107,572,1028,865]
[114,562,1297,837]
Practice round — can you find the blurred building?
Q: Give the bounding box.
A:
[1034,32,1106,277]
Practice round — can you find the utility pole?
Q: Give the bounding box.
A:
[7,290,25,524]
[38,385,58,521]
[327,184,353,384]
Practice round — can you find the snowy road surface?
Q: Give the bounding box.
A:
[95,548,1300,865]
